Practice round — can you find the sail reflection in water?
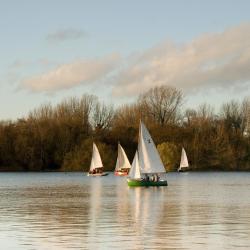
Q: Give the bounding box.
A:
[128,187,166,237]
[0,172,250,249]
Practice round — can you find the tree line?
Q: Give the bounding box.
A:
[0,86,250,171]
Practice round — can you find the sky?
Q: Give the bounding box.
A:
[1,0,250,120]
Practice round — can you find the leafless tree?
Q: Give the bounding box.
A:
[241,97,250,135]
[221,100,244,133]
[138,85,183,126]
[91,101,114,130]
[113,103,144,128]
[183,108,197,126]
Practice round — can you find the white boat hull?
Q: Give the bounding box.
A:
[87,172,109,176]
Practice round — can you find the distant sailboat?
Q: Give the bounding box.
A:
[127,121,168,187]
[114,143,131,176]
[87,143,108,176]
[177,147,189,172]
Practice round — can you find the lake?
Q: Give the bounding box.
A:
[0,172,250,249]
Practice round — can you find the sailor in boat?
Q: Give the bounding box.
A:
[120,168,129,174]
[143,174,159,182]
[89,169,94,175]
[150,174,160,182]
[96,168,103,174]
[145,174,150,181]
[156,174,160,182]
[89,168,103,175]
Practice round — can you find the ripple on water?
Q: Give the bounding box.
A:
[0,172,250,249]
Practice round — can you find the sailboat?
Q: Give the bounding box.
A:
[114,143,131,176]
[177,147,189,172]
[87,143,108,176]
[127,121,168,187]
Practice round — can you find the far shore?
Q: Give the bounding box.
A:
[0,169,250,172]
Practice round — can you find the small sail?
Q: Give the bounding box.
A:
[89,143,103,172]
[179,147,189,169]
[129,151,141,179]
[115,144,131,171]
[138,121,166,174]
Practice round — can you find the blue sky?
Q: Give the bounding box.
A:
[1,0,250,119]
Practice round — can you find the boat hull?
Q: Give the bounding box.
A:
[114,171,128,176]
[127,179,168,187]
[87,172,109,176]
[178,167,189,172]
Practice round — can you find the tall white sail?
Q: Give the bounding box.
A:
[89,143,103,172]
[179,147,189,169]
[138,121,166,174]
[129,151,141,179]
[115,144,131,171]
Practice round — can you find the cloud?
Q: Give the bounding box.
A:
[20,23,250,97]
[112,23,250,96]
[21,54,120,92]
[46,28,86,42]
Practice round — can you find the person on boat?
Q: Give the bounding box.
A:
[154,174,158,182]
[145,174,149,181]
[156,174,160,182]
[96,168,103,174]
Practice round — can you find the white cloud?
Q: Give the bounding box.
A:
[21,54,120,92]
[46,28,86,42]
[20,23,250,97]
[112,23,250,96]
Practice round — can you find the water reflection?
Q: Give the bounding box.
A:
[0,172,250,249]
[0,173,91,249]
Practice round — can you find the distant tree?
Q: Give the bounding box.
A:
[1,88,250,172]
[113,103,142,128]
[241,97,250,136]
[221,100,243,134]
[138,86,183,126]
[91,101,114,131]
[157,142,178,171]
[183,108,197,126]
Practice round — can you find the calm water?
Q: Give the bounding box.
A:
[0,172,250,250]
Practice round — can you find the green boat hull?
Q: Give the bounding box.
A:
[127,179,168,187]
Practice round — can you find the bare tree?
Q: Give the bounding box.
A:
[241,97,250,136]
[221,100,244,133]
[91,101,114,130]
[28,104,53,122]
[183,108,197,126]
[113,103,144,128]
[138,85,183,126]
[197,103,215,120]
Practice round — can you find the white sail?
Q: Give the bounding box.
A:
[179,147,189,169]
[115,143,131,171]
[129,151,141,179]
[138,121,166,174]
[89,143,103,172]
